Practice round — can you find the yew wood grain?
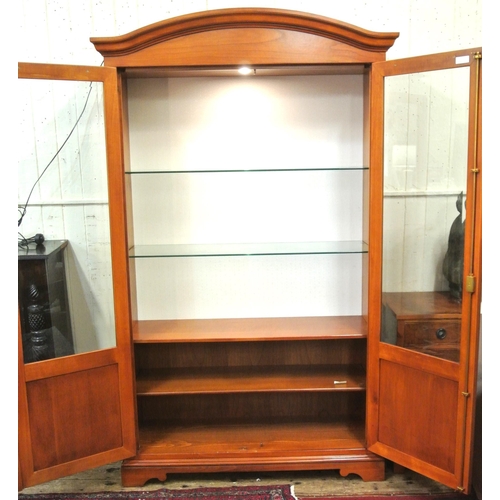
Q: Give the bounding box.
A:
[121,419,385,486]
[133,316,367,342]
[378,359,458,473]
[137,392,365,423]
[26,365,123,471]
[137,420,367,456]
[18,62,137,489]
[382,292,462,320]
[22,7,481,494]
[461,55,482,489]
[135,364,366,395]
[379,342,459,381]
[91,8,398,63]
[90,7,397,487]
[134,339,366,369]
[376,48,482,77]
[366,49,481,494]
[456,50,482,491]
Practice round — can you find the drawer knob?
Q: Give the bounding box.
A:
[435,328,447,340]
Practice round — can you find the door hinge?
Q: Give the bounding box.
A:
[465,275,476,293]
[456,486,465,493]
[462,392,470,398]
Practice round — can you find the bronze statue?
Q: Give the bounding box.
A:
[442,192,465,302]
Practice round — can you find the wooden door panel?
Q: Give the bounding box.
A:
[378,359,458,472]
[18,62,136,490]
[27,363,123,470]
[367,48,481,494]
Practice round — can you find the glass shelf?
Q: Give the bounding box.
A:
[130,241,368,258]
[125,166,368,174]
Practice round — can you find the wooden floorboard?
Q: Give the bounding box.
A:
[19,461,462,496]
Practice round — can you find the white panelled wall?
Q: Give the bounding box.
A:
[382,65,471,293]
[18,0,482,64]
[18,1,482,341]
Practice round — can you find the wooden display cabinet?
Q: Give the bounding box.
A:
[18,8,482,495]
[89,9,399,486]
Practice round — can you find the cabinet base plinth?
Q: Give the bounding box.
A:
[120,453,385,487]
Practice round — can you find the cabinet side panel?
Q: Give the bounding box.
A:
[362,70,371,320]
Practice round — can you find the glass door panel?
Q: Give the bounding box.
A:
[381,66,470,362]
[18,76,116,363]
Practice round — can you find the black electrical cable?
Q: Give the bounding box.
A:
[17,64,103,229]
[17,63,106,250]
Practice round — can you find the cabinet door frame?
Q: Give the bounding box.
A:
[367,48,482,494]
[18,62,137,490]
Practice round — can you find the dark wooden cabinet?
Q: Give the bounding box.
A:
[382,292,462,362]
[18,8,482,495]
[18,240,74,363]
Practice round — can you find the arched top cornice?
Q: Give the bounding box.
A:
[91,8,399,61]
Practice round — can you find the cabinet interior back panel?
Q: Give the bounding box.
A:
[130,170,363,245]
[127,74,364,171]
[134,253,363,319]
[127,74,364,320]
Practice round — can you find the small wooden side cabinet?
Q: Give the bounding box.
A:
[382,291,462,362]
[18,240,74,363]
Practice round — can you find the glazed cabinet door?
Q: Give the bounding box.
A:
[18,63,136,489]
[367,49,481,493]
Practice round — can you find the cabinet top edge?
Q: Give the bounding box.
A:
[90,7,399,62]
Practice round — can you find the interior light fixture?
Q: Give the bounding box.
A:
[238,66,253,75]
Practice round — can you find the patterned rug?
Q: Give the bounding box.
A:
[17,485,475,500]
[18,484,296,500]
[300,495,474,500]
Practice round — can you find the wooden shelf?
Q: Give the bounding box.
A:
[135,419,367,457]
[133,316,368,343]
[121,418,385,486]
[136,364,366,395]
